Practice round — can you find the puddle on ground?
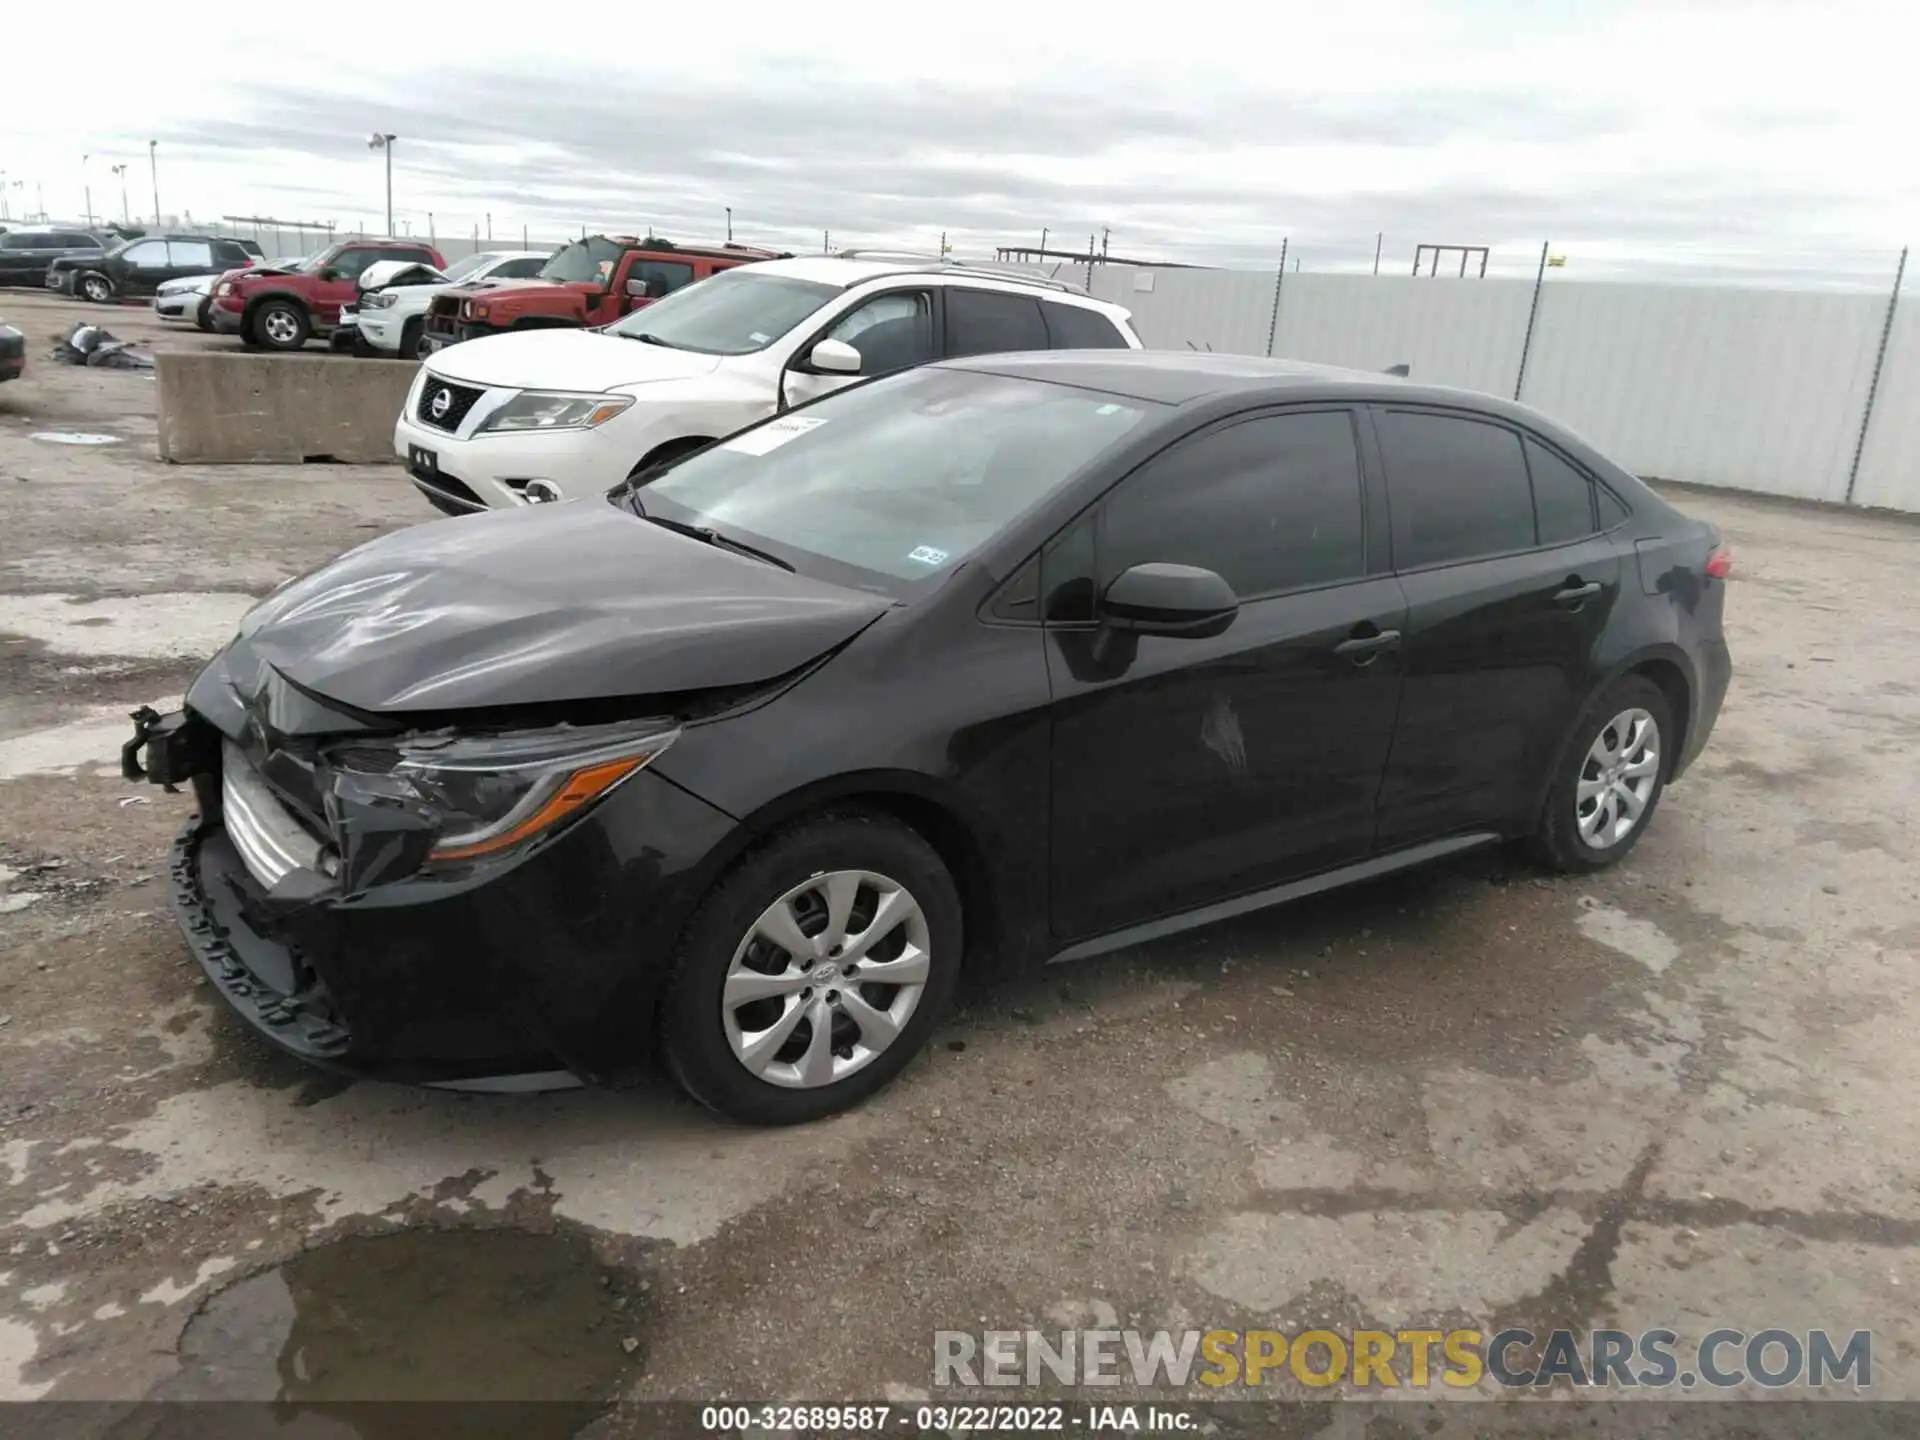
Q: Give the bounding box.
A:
[144,1227,645,1439]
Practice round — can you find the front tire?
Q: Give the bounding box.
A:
[1529,675,1673,872]
[401,318,430,361]
[195,297,214,332]
[659,811,962,1125]
[252,299,310,351]
[80,273,113,303]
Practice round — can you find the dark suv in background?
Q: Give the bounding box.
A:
[47,234,264,302]
[0,229,114,288]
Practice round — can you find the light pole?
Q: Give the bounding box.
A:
[0,172,8,222]
[149,140,160,226]
[725,206,732,243]
[367,133,396,235]
[111,164,129,225]
[82,153,93,228]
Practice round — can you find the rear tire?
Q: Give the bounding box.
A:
[1529,674,1673,872]
[659,811,962,1125]
[80,273,114,303]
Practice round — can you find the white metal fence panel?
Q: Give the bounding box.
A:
[1081,267,1281,356]
[1273,274,1538,393]
[1518,282,1885,503]
[1849,306,1920,512]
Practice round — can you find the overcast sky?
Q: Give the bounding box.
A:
[1,0,1912,283]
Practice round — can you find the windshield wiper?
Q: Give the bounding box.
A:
[625,331,678,348]
[641,513,794,571]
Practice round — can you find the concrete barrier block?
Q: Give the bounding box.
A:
[156,352,416,464]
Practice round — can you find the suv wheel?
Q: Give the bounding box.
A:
[401,318,430,361]
[659,811,962,1125]
[194,297,214,333]
[1529,675,1673,872]
[80,273,113,303]
[253,300,310,351]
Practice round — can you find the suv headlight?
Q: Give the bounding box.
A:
[217,282,234,296]
[365,292,399,309]
[477,391,634,435]
[324,719,678,866]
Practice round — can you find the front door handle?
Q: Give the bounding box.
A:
[1554,579,1602,607]
[1334,629,1402,663]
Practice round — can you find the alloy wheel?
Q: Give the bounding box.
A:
[262,310,300,346]
[722,870,932,1089]
[1576,707,1660,849]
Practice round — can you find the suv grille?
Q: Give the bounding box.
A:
[416,378,485,432]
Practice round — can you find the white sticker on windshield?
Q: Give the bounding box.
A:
[720,415,828,456]
[907,546,950,566]
[748,331,771,344]
[1096,403,1123,415]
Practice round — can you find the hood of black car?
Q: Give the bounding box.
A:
[232,501,892,712]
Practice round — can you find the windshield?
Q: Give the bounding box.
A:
[604,269,837,353]
[442,253,492,284]
[539,237,625,286]
[635,366,1157,593]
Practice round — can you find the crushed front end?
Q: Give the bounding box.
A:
[125,639,736,1088]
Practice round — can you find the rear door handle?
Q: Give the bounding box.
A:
[1554,580,1602,606]
[1334,629,1402,661]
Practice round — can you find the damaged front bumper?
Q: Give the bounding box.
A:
[127,701,737,1088]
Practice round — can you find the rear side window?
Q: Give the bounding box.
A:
[1042,301,1129,349]
[1100,410,1367,599]
[397,247,438,268]
[56,233,98,247]
[1598,485,1630,526]
[493,256,545,279]
[946,289,1049,357]
[1378,411,1536,569]
[169,241,214,268]
[1525,438,1598,545]
[0,234,38,250]
[213,241,252,265]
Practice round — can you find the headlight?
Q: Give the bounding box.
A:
[365,292,399,309]
[217,282,233,296]
[324,719,678,867]
[477,391,634,435]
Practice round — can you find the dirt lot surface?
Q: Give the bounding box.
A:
[2,288,1918,1430]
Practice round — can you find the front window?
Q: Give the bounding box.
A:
[633,366,1158,593]
[539,237,626,286]
[603,269,837,354]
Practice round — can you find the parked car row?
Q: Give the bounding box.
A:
[338,250,551,360]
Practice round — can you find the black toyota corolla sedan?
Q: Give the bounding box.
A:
[126,351,1731,1124]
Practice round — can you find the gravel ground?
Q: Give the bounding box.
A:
[2,288,1918,1429]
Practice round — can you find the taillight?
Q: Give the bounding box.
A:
[1704,543,1733,579]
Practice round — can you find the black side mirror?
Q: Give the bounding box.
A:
[1099,563,1239,639]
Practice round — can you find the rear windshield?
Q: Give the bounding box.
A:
[603,269,838,354]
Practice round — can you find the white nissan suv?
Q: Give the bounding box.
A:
[393,254,1141,514]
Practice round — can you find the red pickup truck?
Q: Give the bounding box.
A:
[422,235,785,350]
[211,238,445,350]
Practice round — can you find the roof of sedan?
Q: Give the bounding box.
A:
[939,349,1415,404]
